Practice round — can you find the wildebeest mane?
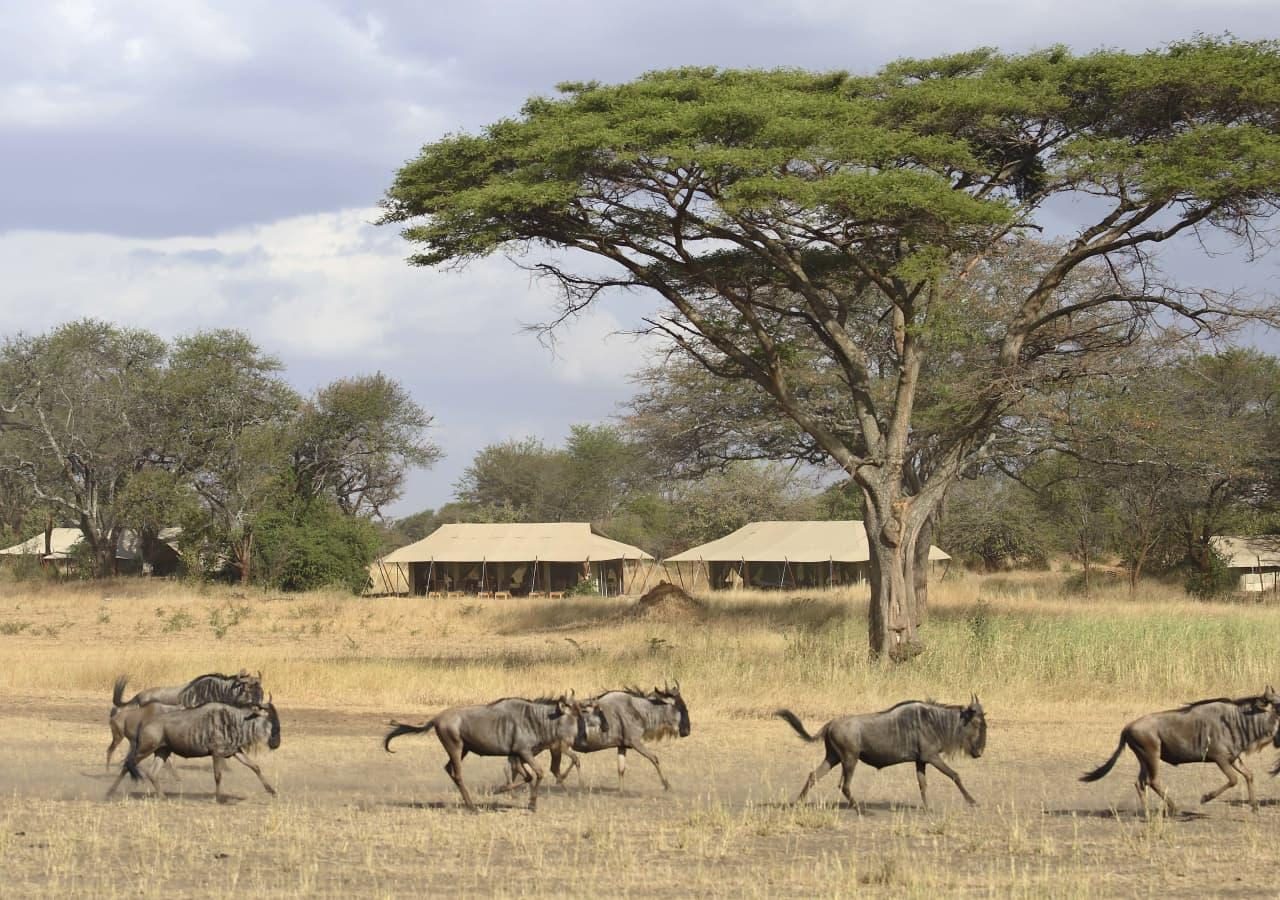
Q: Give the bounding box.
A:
[1178,696,1262,711]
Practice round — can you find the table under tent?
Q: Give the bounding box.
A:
[663,520,951,591]
[373,522,654,598]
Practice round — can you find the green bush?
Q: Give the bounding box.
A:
[1184,546,1238,600]
[254,499,381,594]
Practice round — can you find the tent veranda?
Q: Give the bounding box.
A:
[373,523,654,597]
[663,520,951,591]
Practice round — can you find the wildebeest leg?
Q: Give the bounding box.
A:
[106,729,123,769]
[136,752,165,798]
[795,749,837,804]
[512,750,543,811]
[628,739,670,790]
[233,751,277,796]
[555,748,581,786]
[839,758,859,809]
[925,756,977,806]
[1200,756,1240,806]
[212,755,227,803]
[495,755,535,794]
[443,743,477,811]
[915,761,929,809]
[617,748,627,784]
[1143,762,1176,815]
[1134,759,1150,814]
[1231,757,1258,812]
[105,766,131,799]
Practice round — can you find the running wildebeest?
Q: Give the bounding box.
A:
[383,696,593,811]
[776,697,987,809]
[112,670,264,709]
[1081,688,1280,814]
[106,698,281,803]
[510,683,691,791]
[106,673,263,768]
[105,700,182,773]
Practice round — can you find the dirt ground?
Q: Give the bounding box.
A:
[4,695,1280,898]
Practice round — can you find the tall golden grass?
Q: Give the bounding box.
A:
[1,569,1276,716]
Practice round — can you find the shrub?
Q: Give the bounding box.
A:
[254,498,381,594]
[1184,547,1238,600]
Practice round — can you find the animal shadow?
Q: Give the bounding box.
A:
[1041,807,1210,821]
[385,800,519,813]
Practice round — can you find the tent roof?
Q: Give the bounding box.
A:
[666,520,951,564]
[0,527,181,561]
[382,523,653,564]
[1211,535,1280,569]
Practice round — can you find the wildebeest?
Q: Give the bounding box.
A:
[112,670,264,709]
[776,697,987,808]
[105,700,182,773]
[512,683,691,791]
[383,696,592,811]
[106,699,281,803]
[1081,688,1280,813]
[106,673,263,768]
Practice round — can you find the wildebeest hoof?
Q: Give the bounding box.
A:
[1199,794,1213,805]
[265,786,277,796]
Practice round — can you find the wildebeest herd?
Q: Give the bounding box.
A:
[102,671,1280,817]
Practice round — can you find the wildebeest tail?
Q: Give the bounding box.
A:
[384,719,435,753]
[112,674,130,709]
[1080,736,1126,782]
[774,709,822,742]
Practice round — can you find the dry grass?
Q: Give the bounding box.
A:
[2,570,1280,897]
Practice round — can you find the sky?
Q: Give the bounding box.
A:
[5,1,1280,516]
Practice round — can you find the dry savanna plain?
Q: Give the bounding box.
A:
[2,571,1280,898]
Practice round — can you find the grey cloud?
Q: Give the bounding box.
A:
[7,1,1280,238]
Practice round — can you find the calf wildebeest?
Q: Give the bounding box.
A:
[511,683,691,791]
[776,697,987,809]
[383,696,592,811]
[1081,688,1280,814]
[112,670,264,709]
[106,673,263,768]
[106,699,281,803]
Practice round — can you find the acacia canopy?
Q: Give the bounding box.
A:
[383,39,1280,658]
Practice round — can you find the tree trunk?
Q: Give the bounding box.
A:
[911,515,935,629]
[231,530,254,585]
[861,489,922,661]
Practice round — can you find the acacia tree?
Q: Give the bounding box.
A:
[382,41,1280,658]
[0,320,166,576]
[159,330,298,584]
[291,373,440,517]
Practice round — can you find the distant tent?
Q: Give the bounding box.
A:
[1210,535,1280,592]
[664,520,950,590]
[0,527,182,575]
[377,523,653,597]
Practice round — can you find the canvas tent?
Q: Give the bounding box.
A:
[0,527,182,575]
[1210,535,1280,592]
[377,523,654,597]
[664,520,951,591]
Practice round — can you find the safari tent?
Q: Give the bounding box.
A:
[0,526,182,575]
[376,522,654,597]
[663,520,951,591]
[1210,535,1280,592]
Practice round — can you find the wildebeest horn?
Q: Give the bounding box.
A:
[673,678,680,694]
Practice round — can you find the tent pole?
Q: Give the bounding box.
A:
[636,557,654,596]
[426,559,435,596]
[481,558,486,596]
